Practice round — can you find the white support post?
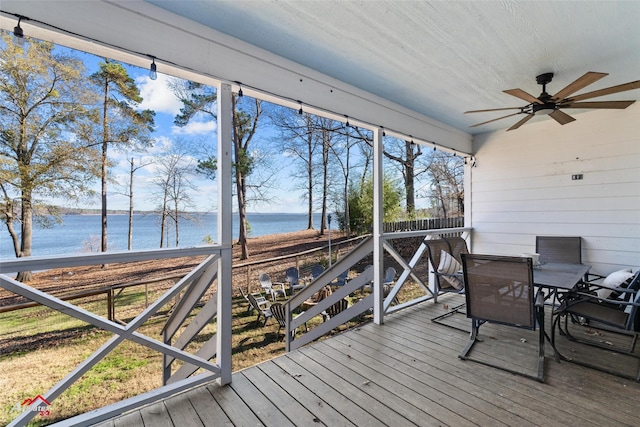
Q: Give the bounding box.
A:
[372,127,384,325]
[464,156,473,252]
[217,82,233,385]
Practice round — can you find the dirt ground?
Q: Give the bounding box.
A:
[0,229,350,307]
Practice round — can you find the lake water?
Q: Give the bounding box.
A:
[0,212,325,258]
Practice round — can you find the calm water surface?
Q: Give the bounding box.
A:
[0,212,325,258]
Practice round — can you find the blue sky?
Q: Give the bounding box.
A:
[59,50,304,214]
[47,46,439,216]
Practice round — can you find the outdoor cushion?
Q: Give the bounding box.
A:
[596,268,634,300]
[438,250,464,290]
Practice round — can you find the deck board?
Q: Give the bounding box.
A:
[258,359,356,426]
[183,387,233,426]
[272,352,383,427]
[284,350,415,426]
[92,294,640,427]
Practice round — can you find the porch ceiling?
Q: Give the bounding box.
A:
[149,1,640,134]
[1,1,639,139]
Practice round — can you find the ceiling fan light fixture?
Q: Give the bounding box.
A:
[533,102,556,115]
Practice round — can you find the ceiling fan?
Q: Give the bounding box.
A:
[466,72,640,131]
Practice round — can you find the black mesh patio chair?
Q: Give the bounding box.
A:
[535,235,604,288]
[535,236,582,264]
[426,236,469,329]
[459,253,545,382]
[425,237,468,299]
[552,270,640,381]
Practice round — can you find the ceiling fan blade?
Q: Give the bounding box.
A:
[566,80,640,102]
[465,107,523,113]
[469,112,522,127]
[549,109,576,125]
[551,71,608,101]
[562,100,635,109]
[506,114,534,131]
[503,89,542,104]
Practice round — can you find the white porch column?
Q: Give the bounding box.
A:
[217,82,233,385]
[373,127,384,324]
[464,156,473,252]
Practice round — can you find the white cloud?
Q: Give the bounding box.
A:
[172,121,217,135]
[137,74,183,115]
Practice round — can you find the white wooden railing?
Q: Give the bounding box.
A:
[0,245,230,427]
[283,227,471,351]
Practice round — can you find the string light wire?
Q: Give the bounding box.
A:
[0,10,469,156]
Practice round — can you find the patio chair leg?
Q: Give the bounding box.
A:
[431,302,467,332]
[536,301,545,382]
[459,319,482,360]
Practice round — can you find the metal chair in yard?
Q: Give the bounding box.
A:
[382,267,399,305]
[459,253,546,382]
[259,272,287,302]
[247,293,273,326]
[333,270,350,287]
[285,266,306,295]
[426,236,469,328]
[239,286,269,314]
[552,270,640,381]
[311,264,325,279]
[270,302,308,341]
[324,298,349,321]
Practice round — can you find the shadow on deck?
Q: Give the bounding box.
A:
[92,294,639,427]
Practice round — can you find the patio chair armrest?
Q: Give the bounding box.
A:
[436,272,463,278]
[578,282,637,301]
[568,291,638,307]
[534,290,545,308]
[582,283,635,293]
[585,272,606,282]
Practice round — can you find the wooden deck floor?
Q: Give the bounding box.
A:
[94,294,640,427]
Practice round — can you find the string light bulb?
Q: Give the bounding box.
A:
[149,57,157,80]
[234,81,243,97]
[13,16,25,47]
[345,116,350,127]
[298,101,303,115]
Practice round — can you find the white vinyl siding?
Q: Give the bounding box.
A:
[469,104,640,275]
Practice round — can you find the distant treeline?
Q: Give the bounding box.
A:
[45,207,145,216]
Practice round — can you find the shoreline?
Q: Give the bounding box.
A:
[0,229,352,306]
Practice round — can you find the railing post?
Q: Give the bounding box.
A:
[284,304,291,352]
[216,82,233,386]
[107,289,114,321]
[373,127,384,325]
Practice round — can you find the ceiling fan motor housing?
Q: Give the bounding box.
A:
[536,72,554,86]
[533,102,556,115]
